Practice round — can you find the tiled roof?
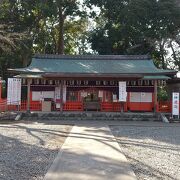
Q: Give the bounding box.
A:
[33,54,151,60]
[8,54,177,78]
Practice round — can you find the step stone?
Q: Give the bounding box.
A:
[21,111,159,121]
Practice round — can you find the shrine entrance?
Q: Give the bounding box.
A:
[82,88,100,111]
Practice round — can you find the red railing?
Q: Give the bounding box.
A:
[63,101,83,111]
[157,101,180,113]
[101,102,127,112]
[157,101,172,113]
[0,99,179,113]
[0,100,42,112]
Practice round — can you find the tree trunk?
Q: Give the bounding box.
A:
[57,6,65,54]
[170,41,177,61]
[170,41,180,70]
[159,42,166,69]
[22,54,29,67]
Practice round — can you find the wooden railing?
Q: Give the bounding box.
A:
[63,101,83,111]
[0,99,179,113]
[157,101,172,113]
[0,100,42,112]
[157,101,180,113]
[101,102,127,112]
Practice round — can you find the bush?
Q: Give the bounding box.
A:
[158,87,168,101]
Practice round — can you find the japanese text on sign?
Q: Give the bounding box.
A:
[119,81,127,102]
[172,92,179,116]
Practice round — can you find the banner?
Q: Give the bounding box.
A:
[55,86,61,102]
[63,85,67,103]
[172,92,179,116]
[55,85,67,102]
[7,78,21,105]
[119,81,127,102]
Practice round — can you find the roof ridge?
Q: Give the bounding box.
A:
[33,54,151,60]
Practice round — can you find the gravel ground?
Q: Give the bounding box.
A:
[110,123,180,180]
[0,120,72,180]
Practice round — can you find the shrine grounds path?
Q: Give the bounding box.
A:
[0,120,180,180]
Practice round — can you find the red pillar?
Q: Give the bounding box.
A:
[60,80,63,112]
[154,80,158,112]
[0,80,2,103]
[27,79,31,112]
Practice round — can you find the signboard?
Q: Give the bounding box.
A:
[63,85,67,103]
[7,78,21,105]
[172,92,179,116]
[54,85,66,108]
[119,81,127,102]
[55,86,61,102]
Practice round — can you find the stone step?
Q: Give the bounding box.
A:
[22,116,159,122]
[22,112,159,121]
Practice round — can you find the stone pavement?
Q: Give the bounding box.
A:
[44,123,136,180]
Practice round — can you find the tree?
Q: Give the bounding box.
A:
[0,1,30,78]
[64,18,90,54]
[85,0,180,68]
[49,0,81,54]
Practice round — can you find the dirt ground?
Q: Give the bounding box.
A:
[111,123,180,180]
[0,120,73,180]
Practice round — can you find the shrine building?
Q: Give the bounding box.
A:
[8,54,176,112]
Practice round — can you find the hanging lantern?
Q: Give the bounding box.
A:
[137,80,143,86]
[55,80,60,85]
[151,80,154,86]
[22,78,26,85]
[96,81,101,85]
[84,80,88,85]
[103,81,108,85]
[76,80,81,85]
[70,80,74,85]
[131,81,136,86]
[144,80,149,86]
[34,79,40,85]
[49,80,53,85]
[110,81,114,85]
[163,80,166,86]
[157,80,161,86]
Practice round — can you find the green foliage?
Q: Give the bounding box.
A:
[0,0,180,80]
[86,0,180,68]
[158,87,168,101]
[0,0,86,79]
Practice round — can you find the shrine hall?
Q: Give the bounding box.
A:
[8,54,176,112]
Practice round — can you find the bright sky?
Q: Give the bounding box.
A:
[177,72,180,78]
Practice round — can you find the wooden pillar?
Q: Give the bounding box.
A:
[0,80,2,102]
[60,80,63,112]
[154,80,158,113]
[27,79,31,112]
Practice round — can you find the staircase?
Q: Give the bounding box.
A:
[21,112,159,121]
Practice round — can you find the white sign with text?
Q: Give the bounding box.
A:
[119,81,127,102]
[172,92,179,116]
[7,78,21,105]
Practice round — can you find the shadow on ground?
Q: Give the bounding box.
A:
[0,120,180,180]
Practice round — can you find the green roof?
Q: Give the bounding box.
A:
[143,76,171,80]
[9,54,176,79]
